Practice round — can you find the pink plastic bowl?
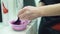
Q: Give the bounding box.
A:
[10,20,30,31]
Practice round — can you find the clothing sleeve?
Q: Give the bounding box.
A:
[40,0,44,2]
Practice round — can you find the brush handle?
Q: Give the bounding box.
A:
[13,17,21,25]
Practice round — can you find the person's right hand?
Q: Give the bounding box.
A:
[18,6,41,20]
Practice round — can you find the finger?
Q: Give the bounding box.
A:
[18,9,25,17]
[19,12,27,19]
[18,7,29,16]
[18,11,31,20]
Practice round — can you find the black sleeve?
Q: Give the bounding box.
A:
[40,0,44,2]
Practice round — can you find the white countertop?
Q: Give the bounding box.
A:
[0,26,27,34]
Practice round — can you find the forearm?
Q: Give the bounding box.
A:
[38,3,60,16]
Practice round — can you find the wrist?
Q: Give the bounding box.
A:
[36,7,45,17]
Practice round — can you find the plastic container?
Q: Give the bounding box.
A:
[9,20,30,31]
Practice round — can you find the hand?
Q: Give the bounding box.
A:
[18,6,40,20]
